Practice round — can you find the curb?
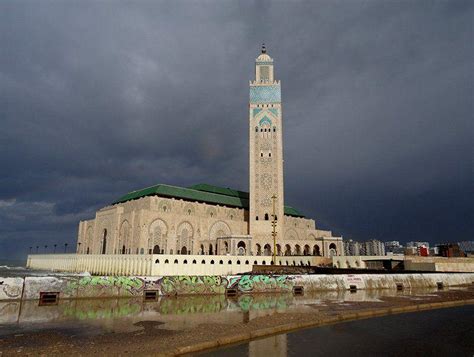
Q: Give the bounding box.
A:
[163,299,474,356]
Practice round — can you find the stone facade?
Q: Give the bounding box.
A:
[76,47,343,259]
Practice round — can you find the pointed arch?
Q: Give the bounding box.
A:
[209,221,231,240]
[148,219,168,254]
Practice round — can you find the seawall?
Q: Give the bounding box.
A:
[1,273,474,302]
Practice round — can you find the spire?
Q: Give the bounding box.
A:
[261,43,266,54]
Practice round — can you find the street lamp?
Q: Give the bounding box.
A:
[53,244,57,253]
[78,242,81,254]
[64,243,68,253]
[44,245,48,253]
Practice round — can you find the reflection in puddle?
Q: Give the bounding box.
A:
[0,287,453,337]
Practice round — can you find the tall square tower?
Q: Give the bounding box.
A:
[249,45,284,254]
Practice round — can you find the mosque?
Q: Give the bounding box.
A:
[76,46,343,259]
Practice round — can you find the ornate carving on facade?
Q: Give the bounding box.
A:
[209,220,231,240]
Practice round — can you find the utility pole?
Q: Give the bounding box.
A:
[271,194,277,265]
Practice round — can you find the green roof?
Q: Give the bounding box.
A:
[113,183,305,218]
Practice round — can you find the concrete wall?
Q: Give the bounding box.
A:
[2,273,473,302]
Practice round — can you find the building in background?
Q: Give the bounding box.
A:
[385,241,404,255]
[344,240,364,256]
[437,243,465,258]
[458,241,474,256]
[365,239,385,256]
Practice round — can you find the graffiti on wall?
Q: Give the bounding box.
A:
[156,275,295,296]
[227,275,295,293]
[159,276,227,295]
[0,278,24,300]
[67,276,161,297]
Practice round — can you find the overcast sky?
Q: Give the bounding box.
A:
[1,1,473,260]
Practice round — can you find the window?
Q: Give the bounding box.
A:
[228,260,232,264]
[174,259,178,264]
[210,260,215,264]
[201,260,205,264]
[260,66,269,81]
[165,259,169,264]
[255,127,258,132]
[265,213,269,221]
[269,153,271,157]
[183,260,187,264]
[273,127,276,132]
[256,216,259,220]
[245,260,249,265]
[219,260,223,264]
[155,259,159,264]
[260,153,263,157]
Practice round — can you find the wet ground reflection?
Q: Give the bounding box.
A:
[0,287,454,337]
[204,305,474,357]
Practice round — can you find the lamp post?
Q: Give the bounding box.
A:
[64,243,68,253]
[53,244,57,253]
[271,194,277,265]
[44,245,48,253]
[78,242,81,254]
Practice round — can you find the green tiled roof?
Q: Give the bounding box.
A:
[113,183,305,217]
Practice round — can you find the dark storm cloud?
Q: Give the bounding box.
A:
[0,1,472,259]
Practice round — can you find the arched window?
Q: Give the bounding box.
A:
[210,260,215,264]
[155,259,159,264]
[254,260,258,265]
[165,259,169,264]
[265,213,269,220]
[219,260,223,264]
[269,153,271,157]
[273,127,276,132]
[174,259,178,264]
[256,216,259,220]
[202,260,206,264]
[237,260,241,265]
[262,261,266,265]
[228,260,232,264]
[192,260,196,264]
[183,260,187,264]
[255,127,258,132]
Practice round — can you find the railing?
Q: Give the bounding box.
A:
[26,254,329,276]
[27,254,153,276]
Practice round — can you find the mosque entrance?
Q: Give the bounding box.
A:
[181,246,188,255]
[153,245,160,254]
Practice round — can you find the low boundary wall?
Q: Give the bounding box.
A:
[26,254,330,276]
[1,273,473,302]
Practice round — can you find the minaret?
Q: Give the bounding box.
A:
[249,45,284,255]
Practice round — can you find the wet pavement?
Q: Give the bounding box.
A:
[0,287,454,336]
[205,305,474,357]
[0,286,473,355]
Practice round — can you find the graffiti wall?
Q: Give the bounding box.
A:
[1,273,474,301]
[0,277,23,300]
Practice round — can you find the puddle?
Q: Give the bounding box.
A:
[0,287,448,338]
